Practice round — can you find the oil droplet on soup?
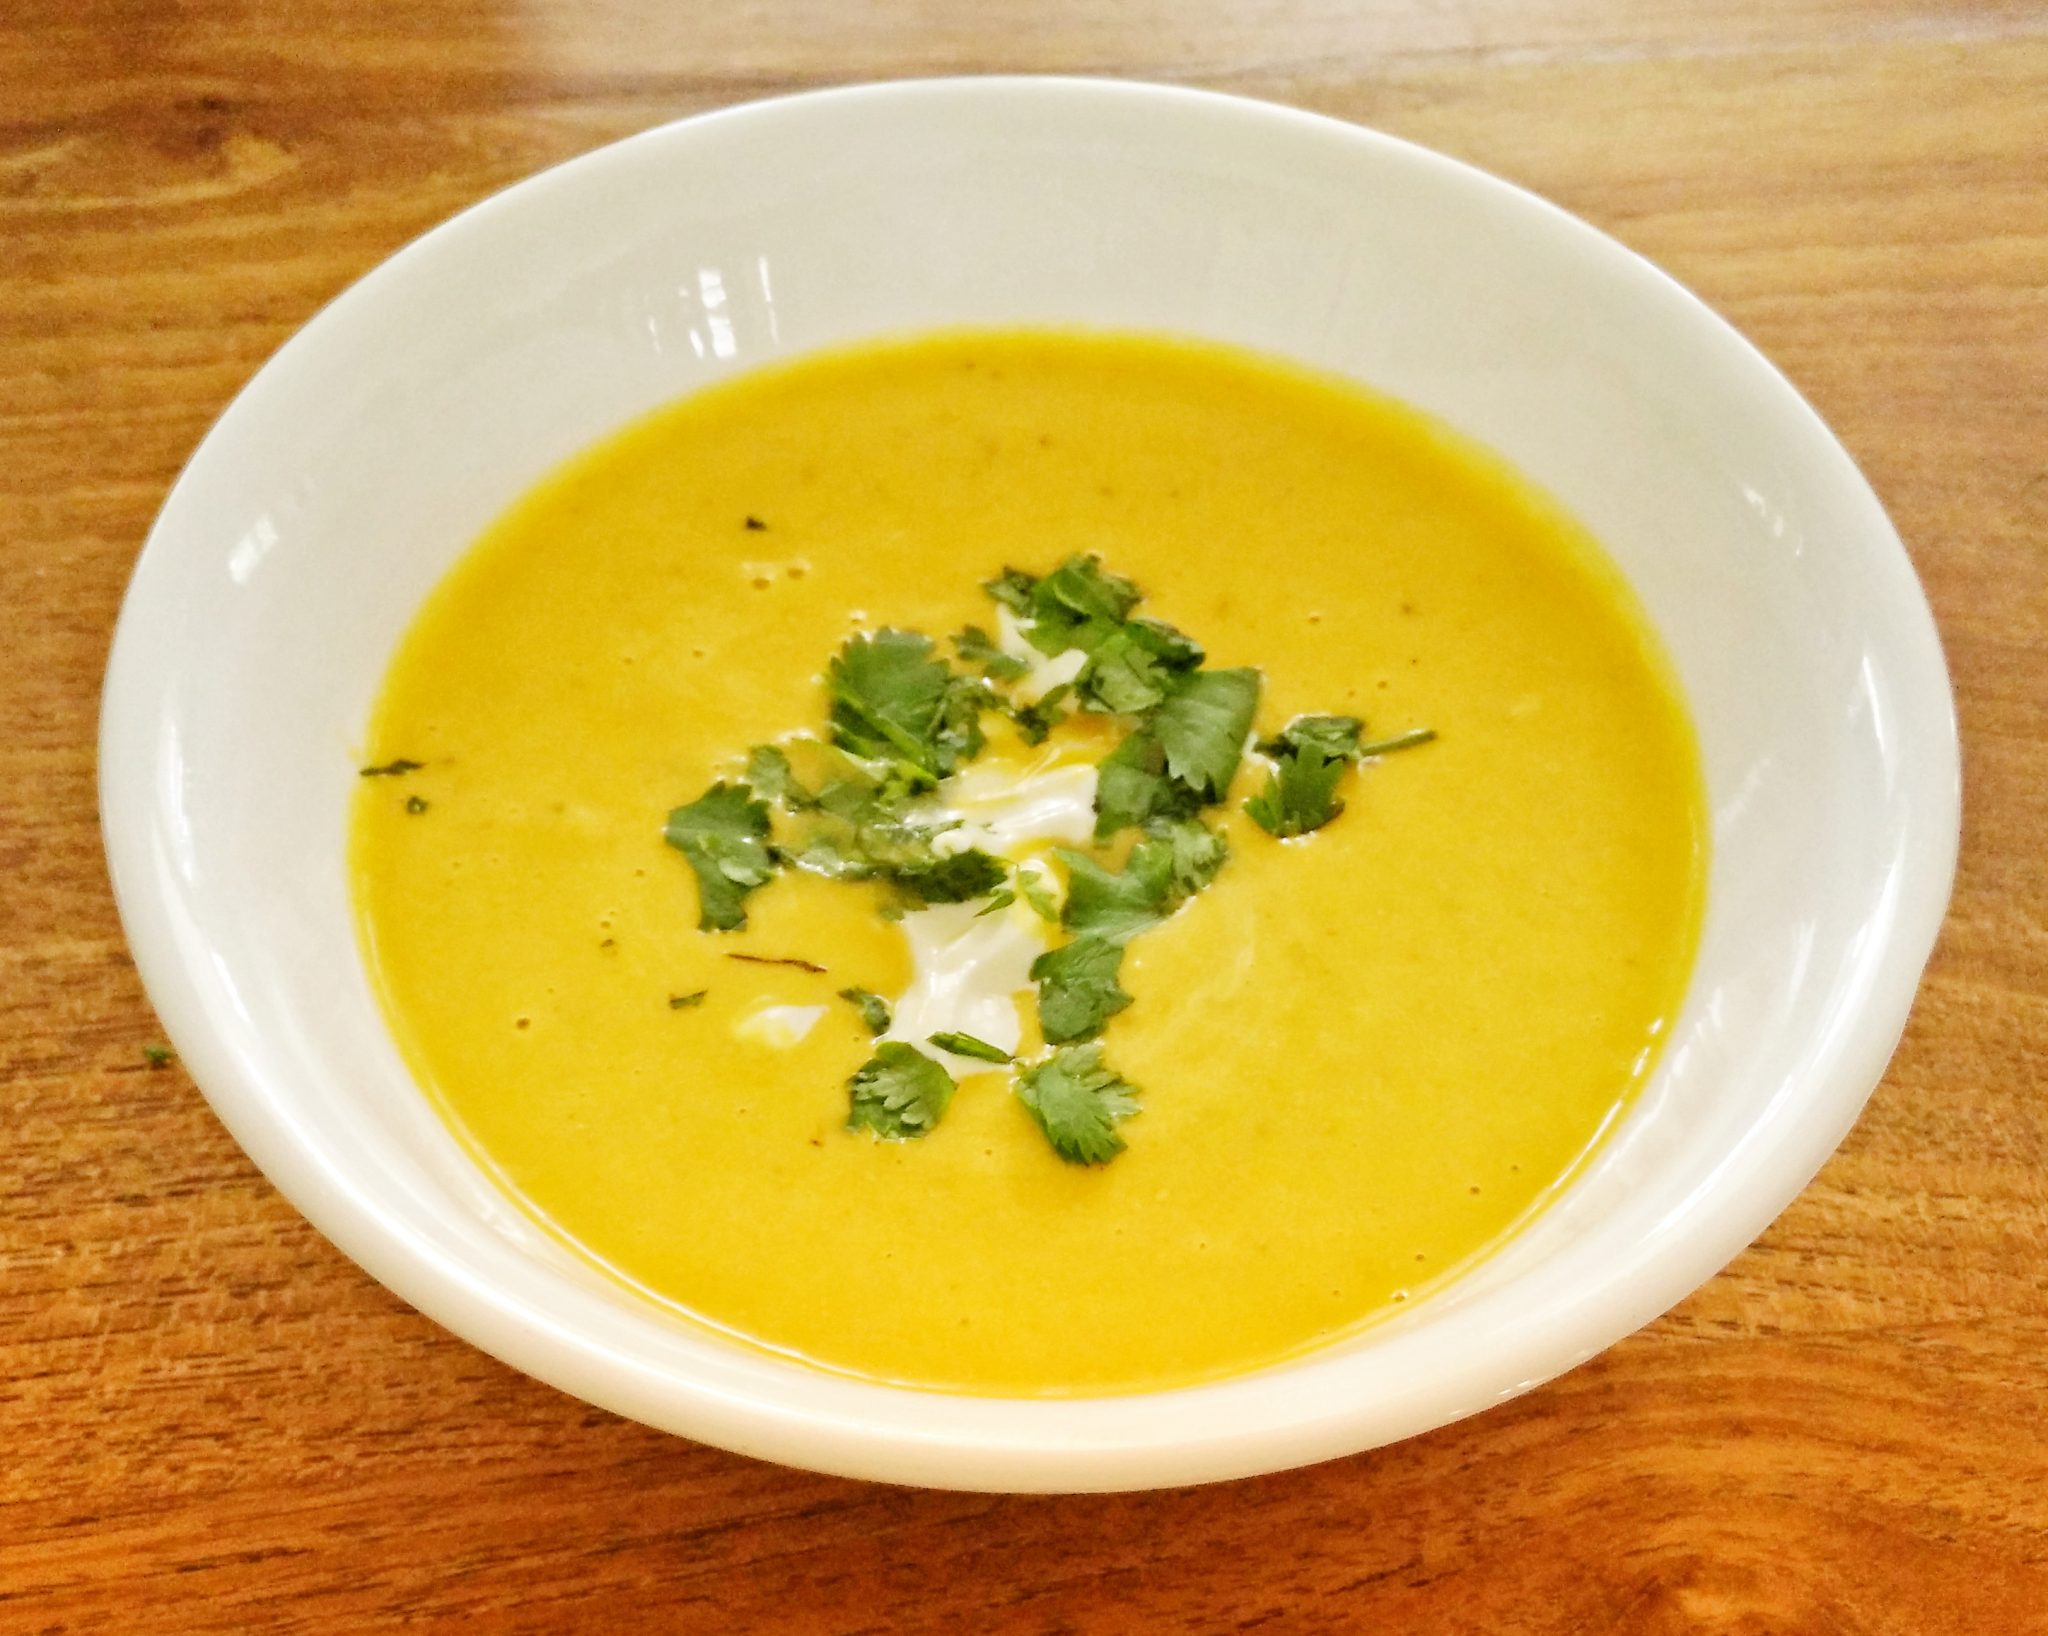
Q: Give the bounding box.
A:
[351,330,1705,1395]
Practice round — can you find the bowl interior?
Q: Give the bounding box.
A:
[101,79,1957,1491]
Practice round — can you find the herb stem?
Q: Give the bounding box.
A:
[1354,726,1437,757]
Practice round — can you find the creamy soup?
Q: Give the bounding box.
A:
[352,331,1705,1395]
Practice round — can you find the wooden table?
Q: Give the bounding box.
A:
[5,2,2044,1628]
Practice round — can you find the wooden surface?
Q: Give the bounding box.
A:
[4,1,2045,1629]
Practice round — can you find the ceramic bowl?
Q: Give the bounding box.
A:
[100,78,1959,1491]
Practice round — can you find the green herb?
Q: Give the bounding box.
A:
[982,567,1038,615]
[827,629,983,778]
[953,625,1030,683]
[744,744,811,808]
[663,782,775,931]
[1016,1043,1140,1165]
[1355,726,1438,759]
[141,1044,174,1068]
[1032,561,1146,642]
[993,681,1073,745]
[1058,846,1175,943]
[744,515,768,531]
[1152,667,1261,798]
[928,1030,1013,1064]
[1076,617,1205,715]
[725,951,827,974]
[1057,817,1226,944]
[1015,867,1061,921]
[1030,935,1131,1043]
[846,1042,956,1139]
[668,990,708,1009]
[895,847,1008,905]
[359,758,423,778]
[1245,718,1352,837]
[976,889,1016,916]
[1156,815,1229,896]
[404,794,429,815]
[838,986,892,1034]
[1092,729,1192,838]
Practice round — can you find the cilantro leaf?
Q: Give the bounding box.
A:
[664,782,776,931]
[1093,729,1198,839]
[1017,555,1141,656]
[1154,815,1229,896]
[953,625,1030,682]
[827,629,984,777]
[1057,845,1174,944]
[744,744,810,808]
[1246,713,1405,837]
[1038,554,1140,625]
[1152,667,1261,799]
[1030,934,1131,1043]
[928,1030,1013,1064]
[1016,1043,1140,1165]
[1015,866,1061,922]
[1079,626,1174,714]
[846,1042,956,1139]
[976,889,1017,917]
[1256,714,1362,763]
[992,681,1073,745]
[668,990,709,1009]
[896,847,1008,904]
[838,986,892,1034]
[1056,817,1227,943]
[983,567,1038,615]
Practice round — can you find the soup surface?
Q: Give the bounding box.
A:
[352,331,1705,1395]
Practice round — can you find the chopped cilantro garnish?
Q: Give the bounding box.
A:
[1016,1043,1140,1165]
[1076,617,1205,715]
[663,782,775,931]
[1030,934,1131,1043]
[1035,553,1140,629]
[1152,667,1261,798]
[838,986,892,1034]
[1156,815,1229,896]
[1246,713,1361,837]
[1356,726,1438,759]
[405,794,429,815]
[1057,817,1227,944]
[141,1043,174,1068]
[953,624,1031,683]
[846,1042,955,1139]
[1015,866,1061,922]
[1245,715,1435,835]
[1257,714,1363,763]
[668,990,708,1009]
[744,744,810,808]
[827,629,983,778]
[929,1030,1013,1064]
[1092,729,1195,838]
[993,681,1073,745]
[665,553,1428,1167]
[1058,846,1174,944]
[359,758,423,778]
[982,567,1038,615]
[897,846,1009,905]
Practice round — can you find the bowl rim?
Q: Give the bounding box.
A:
[100,74,1961,1492]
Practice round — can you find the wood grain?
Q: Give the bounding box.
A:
[3,2,2045,1630]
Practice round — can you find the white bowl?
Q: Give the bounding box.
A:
[101,78,1959,1492]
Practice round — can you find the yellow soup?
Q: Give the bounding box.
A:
[352,331,1706,1395]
